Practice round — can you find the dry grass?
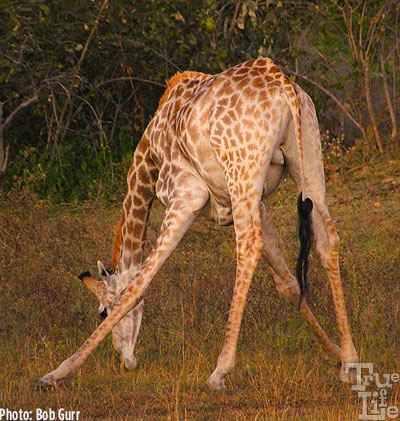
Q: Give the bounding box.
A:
[0,154,399,420]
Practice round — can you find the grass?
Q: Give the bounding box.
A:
[0,151,399,420]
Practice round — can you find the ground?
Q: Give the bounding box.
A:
[0,152,399,420]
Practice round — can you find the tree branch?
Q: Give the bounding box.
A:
[282,67,367,142]
[52,0,109,149]
[127,40,183,72]
[76,0,109,74]
[381,56,397,140]
[95,77,166,89]
[1,94,39,130]
[1,144,9,175]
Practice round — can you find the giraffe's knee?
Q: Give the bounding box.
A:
[319,247,339,271]
[275,275,300,305]
[316,231,340,271]
[327,224,340,252]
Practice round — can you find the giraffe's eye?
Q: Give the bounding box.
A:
[99,309,108,320]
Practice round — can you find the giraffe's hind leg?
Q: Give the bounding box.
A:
[260,203,341,362]
[310,200,359,381]
[284,88,359,382]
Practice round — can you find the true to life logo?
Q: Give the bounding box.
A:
[345,363,399,420]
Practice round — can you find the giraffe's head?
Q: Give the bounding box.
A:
[79,262,141,370]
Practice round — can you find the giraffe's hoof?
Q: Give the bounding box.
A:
[207,372,226,390]
[35,375,57,390]
[339,363,358,384]
[321,343,342,363]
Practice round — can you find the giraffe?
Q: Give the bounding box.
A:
[37,58,359,390]
[77,71,208,371]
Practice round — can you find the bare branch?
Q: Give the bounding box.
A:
[359,1,366,54]
[1,144,9,175]
[52,0,110,148]
[381,57,397,140]
[0,103,10,177]
[228,1,241,39]
[3,38,29,65]
[127,40,183,72]
[365,1,392,58]
[282,67,367,142]
[76,0,109,74]
[363,60,384,153]
[384,38,400,61]
[1,94,39,131]
[95,77,166,89]
[341,6,359,62]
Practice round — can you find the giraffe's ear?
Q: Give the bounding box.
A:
[98,260,108,280]
[78,270,106,302]
[97,260,114,280]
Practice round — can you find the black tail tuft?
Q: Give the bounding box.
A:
[296,194,314,309]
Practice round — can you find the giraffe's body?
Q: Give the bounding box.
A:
[38,58,358,390]
[149,61,293,226]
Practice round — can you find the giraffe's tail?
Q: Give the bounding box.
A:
[280,75,313,307]
[296,193,313,308]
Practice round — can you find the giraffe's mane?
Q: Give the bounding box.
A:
[112,219,123,269]
[156,71,208,111]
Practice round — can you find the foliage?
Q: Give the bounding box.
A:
[0,0,399,202]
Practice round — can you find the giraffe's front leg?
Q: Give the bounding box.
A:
[75,135,158,373]
[207,200,264,390]
[37,303,145,387]
[37,179,209,387]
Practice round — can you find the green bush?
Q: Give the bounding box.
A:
[1,0,398,202]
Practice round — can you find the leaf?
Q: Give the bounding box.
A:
[173,12,185,23]
[237,4,247,30]
[205,17,216,32]
[39,4,49,13]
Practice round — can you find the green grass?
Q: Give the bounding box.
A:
[0,153,399,420]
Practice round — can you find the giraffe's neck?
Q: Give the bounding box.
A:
[115,136,158,273]
[114,72,211,273]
